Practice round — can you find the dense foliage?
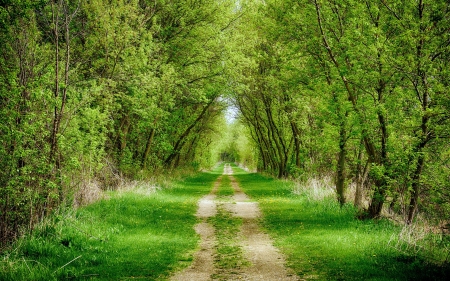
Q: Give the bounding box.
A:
[0,0,236,247]
[1,0,449,250]
[230,0,450,223]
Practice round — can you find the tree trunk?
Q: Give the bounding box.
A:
[406,154,424,224]
[261,95,288,178]
[336,120,347,206]
[165,99,214,167]
[354,144,369,209]
[290,122,302,169]
[49,1,60,164]
[367,180,386,218]
[141,128,155,169]
[406,0,429,225]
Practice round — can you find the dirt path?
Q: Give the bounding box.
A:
[170,164,299,281]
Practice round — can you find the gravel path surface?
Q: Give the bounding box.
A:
[170,164,299,281]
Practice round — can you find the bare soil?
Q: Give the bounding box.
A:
[170,165,299,280]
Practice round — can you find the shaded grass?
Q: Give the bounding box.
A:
[0,169,222,280]
[233,168,449,281]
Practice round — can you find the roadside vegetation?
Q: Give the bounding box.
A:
[232,165,450,280]
[1,163,448,280]
[1,0,449,278]
[0,168,221,281]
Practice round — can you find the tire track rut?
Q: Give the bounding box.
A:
[170,164,298,281]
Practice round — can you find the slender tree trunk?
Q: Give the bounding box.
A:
[165,99,214,167]
[336,119,347,206]
[406,0,429,224]
[407,153,425,224]
[239,99,269,171]
[252,128,268,170]
[49,1,60,164]
[367,181,386,218]
[290,122,302,168]
[49,0,71,168]
[354,141,369,209]
[261,95,287,178]
[141,128,155,169]
[117,115,130,153]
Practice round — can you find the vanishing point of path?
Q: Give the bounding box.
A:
[171,164,299,281]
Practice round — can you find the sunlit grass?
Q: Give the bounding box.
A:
[209,206,247,276]
[217,175,234,197]
[0,171,220,280]
[233,171,449,280]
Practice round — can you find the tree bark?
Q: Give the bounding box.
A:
[49,0,60,164]
[354,141,369,209]
[336,118,347,206]
[406,0,429,224]
[141,128,155,169]
[407,153,424,224]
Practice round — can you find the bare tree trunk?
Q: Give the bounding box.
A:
[336,120,347,206]
[354,141,369,209]
[49,0,60,164]
[141,128,155,169]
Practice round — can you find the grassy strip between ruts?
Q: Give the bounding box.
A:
[216,175,234,197]
[0,166,223,281]
[209,205,247,280]
[231,164,449,281]
[210,174,249,280]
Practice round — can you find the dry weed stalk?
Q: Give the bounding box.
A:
[117,179,161,197]
[73,180,103,208]
[388,217,450,263]
[293,176,335,201]
[388,222,427,255]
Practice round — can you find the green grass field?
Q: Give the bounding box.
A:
[1,163,448,280]
[0,166,223,280]
[231,165,449,280]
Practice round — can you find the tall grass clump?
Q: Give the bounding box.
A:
[292,175,335,201]
[388,218,450,267]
